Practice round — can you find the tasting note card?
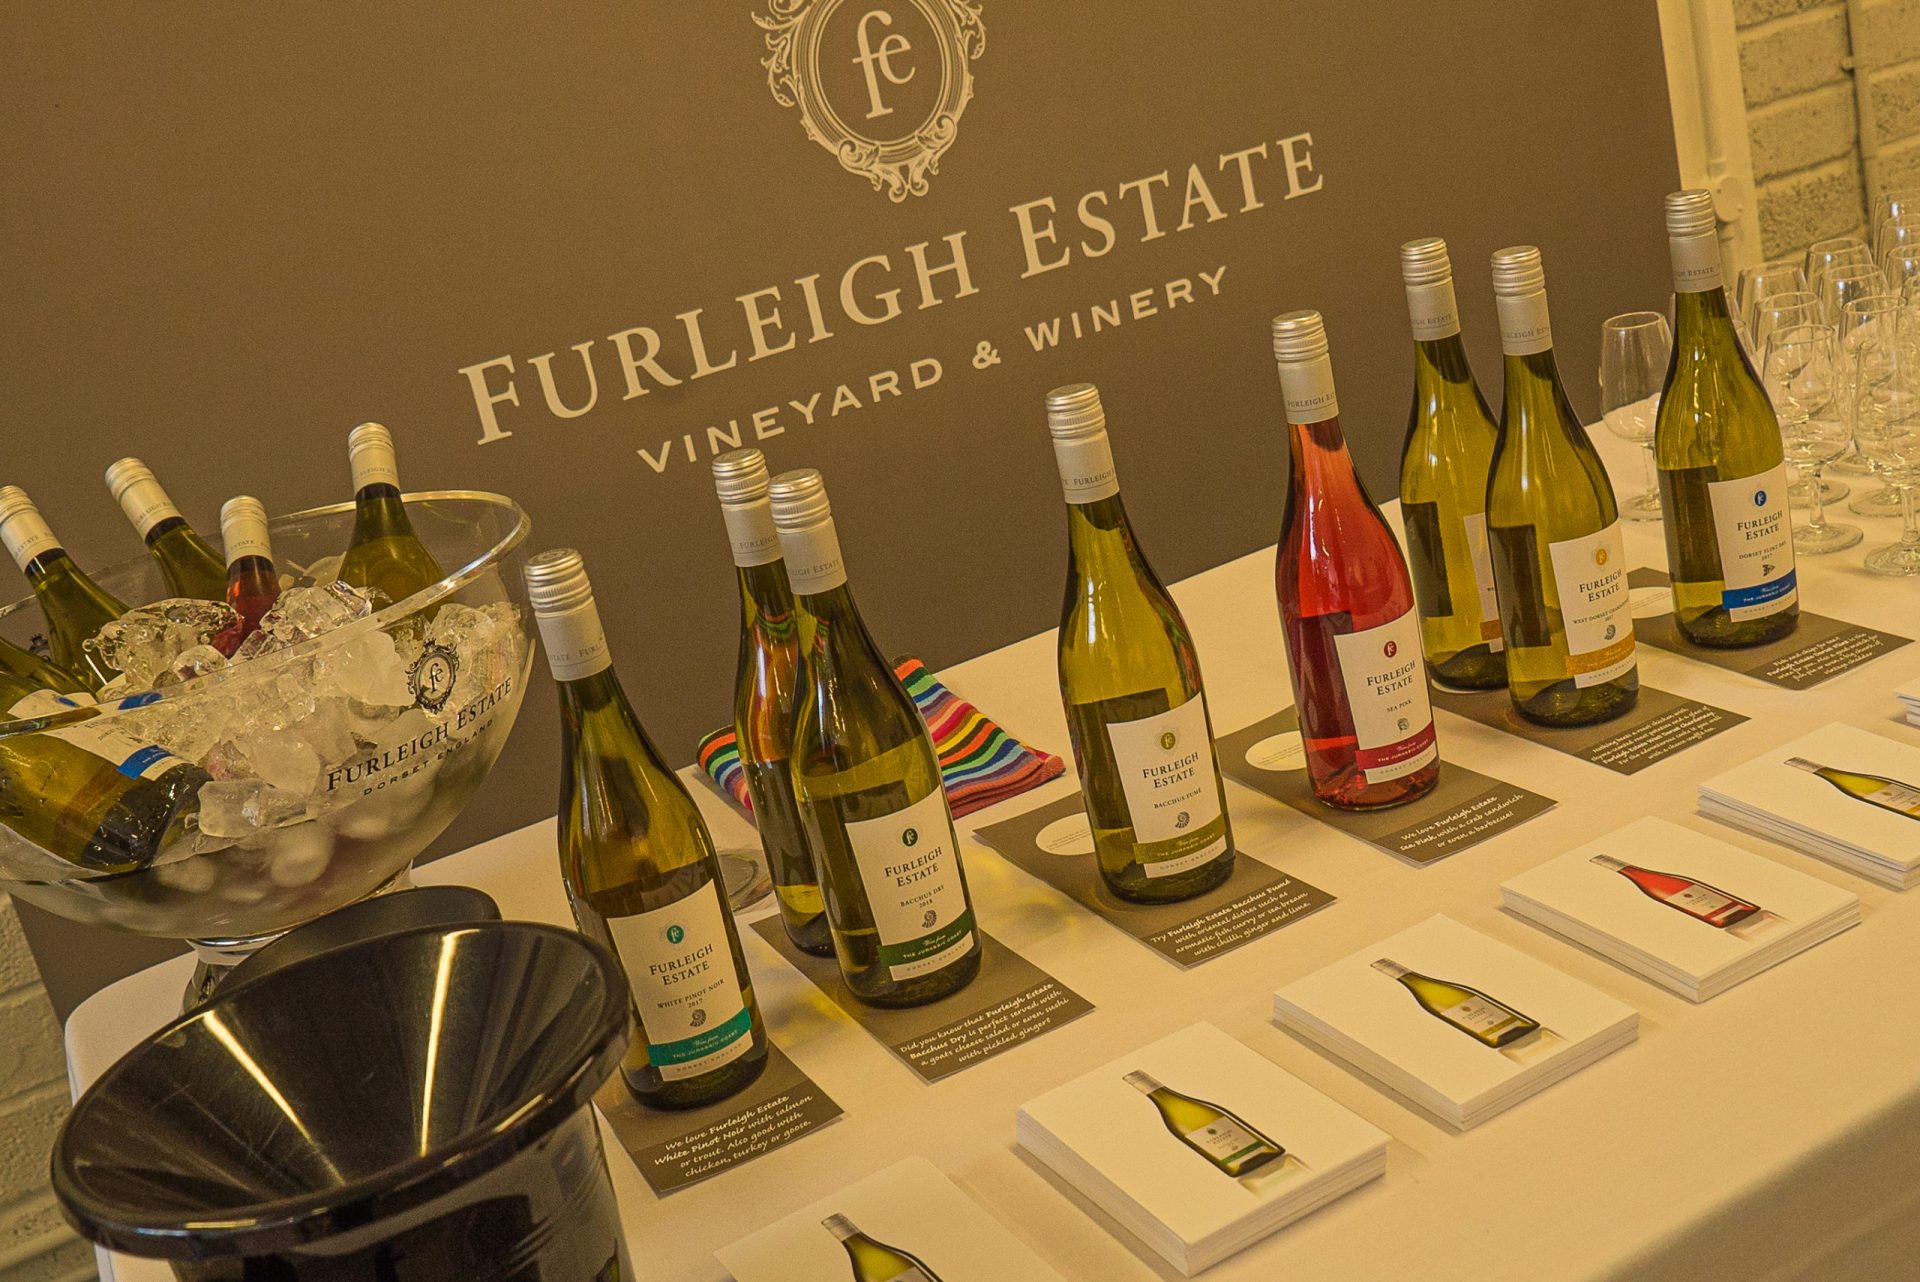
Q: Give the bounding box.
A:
[596,1045,843,1195]
[1215,709,1555,862]
[972,790,1335,966]
[1432,683,1746,775]
[753,920,1093,1083]
[1628,569,1909,689]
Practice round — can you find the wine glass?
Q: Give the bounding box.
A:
[1849,308,1920,574]
[1841,296,1912,519]
[1807,238,1874,290]
[1877,217,1919,272]
[1762,323,1861,554]
[1736,259,1807,354]
[1598,311,1671,521]
[1883,247,1920,298]
[1814,264,1889,325]
[1871,186,1920,231]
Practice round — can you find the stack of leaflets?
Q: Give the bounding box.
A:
[1502,817,1860,1000]
[1016,1022,1387,1276]
[1272,915,1638,1129]
[1699,722,1920,889]
[1897,680,1920,728]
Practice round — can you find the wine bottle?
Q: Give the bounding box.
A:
[712,448,832,957]
[1373,958,1540,1048]
[773,469,981,1008]
[0,671,209,873]
[0,636,85,695]
[1484,247,1640,726]
[1049,383,1237,901]
[822,1215,945,1282]
[1654,189,1799,648]
[214,496,281,656]
[1123,1069,1288,1179]
[103,458,227,602]
[1589,853,1760,927]
[527,548,770,1109]
[0,487,128,691]
[1272,311,1440,810]
[1398,238,1507,691]
[339,423,445,607]
[1787,757,1920,820]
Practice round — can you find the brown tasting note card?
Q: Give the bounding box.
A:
[1431,682,1747,776]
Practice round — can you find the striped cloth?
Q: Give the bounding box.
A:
[696,655,1065,820]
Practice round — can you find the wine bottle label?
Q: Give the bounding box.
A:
[114,476,182,537]
[1863,781,1920,815]
[845,788,975,980]
[721,498,783,568]
[605,880,754,1082]
[534,599,613,681]
[1706,463,1797,621]
[1545,523,1636,687]
[1279,354,1339,425]
[1103,693,1228,874]
[0,506,60,569]
[1661,882,1740,917]
[1330,610,1438,783]
[222,514,273,564]
[779,518,849,595]
[1441,995,1522,1036]
[8,691,190,783]
[1406,277,1462,341]
[1053,429,1120,503]
[1495,290,1553,356]
[1669,230,1724,292]
[1461,513,1505,651]
[1182,1117,1272,1169]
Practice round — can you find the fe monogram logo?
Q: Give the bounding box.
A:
[757,0,986,201]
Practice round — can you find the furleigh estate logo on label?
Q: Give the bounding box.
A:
[757,0,986,201]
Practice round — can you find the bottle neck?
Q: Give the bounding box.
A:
[353,483,414,539]
[227,554,278,590]
[1672,285,1743,361]
[737,559,797,638]
[1052,428,1121,505]
[1405,275,1462,344]
[2,505,62,577]
[144,515,190,548]
[721,497,783,569]
[778,517,848,597]
[1065,490,1137,563]
[537,594,613,684]
[1286,415,1371,510]
[1413,332,1479,398]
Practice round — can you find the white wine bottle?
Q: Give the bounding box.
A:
[1123,1069,1288,1179]
[1484,247,1640,726]
[822,1215,945,1282]
[712,449,832,956]
[104,458,227,602]
[1654,189,1799,648]
[527,548,770,1109]
[1372,957,1540,1049]
[773,469,981,1008]
[1398,238,1507,691]
[0,635,84,694]
[339,423,445,607]
[1787,757,1920,820]
[0,487,129,691]
[1048,383,1236,902]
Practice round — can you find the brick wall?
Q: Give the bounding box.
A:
[0,899,92,1281]
[1739,0,1920,256]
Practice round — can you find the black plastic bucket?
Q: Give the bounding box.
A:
[53,920,632,1280]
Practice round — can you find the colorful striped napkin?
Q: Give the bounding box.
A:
[696,655,1065,820]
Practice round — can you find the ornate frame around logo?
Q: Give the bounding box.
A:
[757,0,986,201]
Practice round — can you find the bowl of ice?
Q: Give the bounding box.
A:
[0,491,532,992]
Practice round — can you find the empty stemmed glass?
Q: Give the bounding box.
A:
[1807,237,1874,289]
[1840,295,1911,519]
[1884,247,1920,298]
[1875,215,1918,269]
[1748,290,1844,506]
[1762,323,1861,554]
[1598,311,1671,520]
[1814,263,1889,326]
[1735,259,1807,355]
[1849,308,1920,574]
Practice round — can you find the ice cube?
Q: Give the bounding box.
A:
[197,779,267,839]
[236,731,323,795]
[90,600,237,690]
[263,824,333,888]
[232,582,378,659]
[292,698,358,769]
[324,631,415,707]
[162,644,228,687]
[153,855,217,894]
[294,555,345,589]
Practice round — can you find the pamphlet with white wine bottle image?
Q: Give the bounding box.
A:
[1017,1022,1387,1275]
[1502,817,1858,1001]
[1273,915,1638,1128]
[716,1157,1065,1282]
[1699,723,1920,888]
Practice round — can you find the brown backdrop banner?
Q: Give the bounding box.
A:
[2,2,1678,1010]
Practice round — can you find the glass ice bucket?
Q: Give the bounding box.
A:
[0,491,532,996]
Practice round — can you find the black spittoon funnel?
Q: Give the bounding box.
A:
[52,910,635,1281]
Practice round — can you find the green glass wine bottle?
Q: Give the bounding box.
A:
[1654,189,1799,647]
[1123,1069,1288,1179]
[1787,757,1920,820]
[527,547,770,1109]
[0,635,85,695]
[1049,383,1236,902]
[822,1215,946,1282]
[339,423,445,607]
[1484,247,1640,726]
[773,469,981,1008]
[103,458,227,602]
[712,448,832,957]
[0,671,209,873]
[1372,957,1539,1048]
[1398,238,1507,690]
[0,487,129,691]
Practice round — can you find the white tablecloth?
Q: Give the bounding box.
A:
[66,423,1920,1282]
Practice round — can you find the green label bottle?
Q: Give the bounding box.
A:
[1373,956,1540,1049]
[1124,1069,1289,1180]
